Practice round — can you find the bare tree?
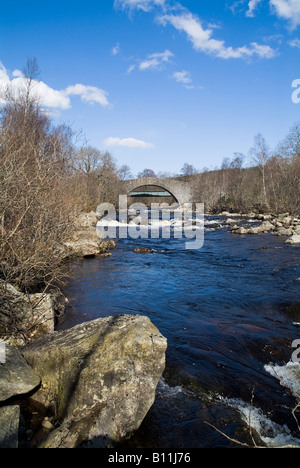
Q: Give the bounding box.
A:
[73,146,101,175]
[0,59,76,292]
[22,57,40,110]
[250,134,269,208]
[96,152,120,204]
[118,164,132,181]
[277,122,300,159]
[137,168,157,178]
[181,163,197,176]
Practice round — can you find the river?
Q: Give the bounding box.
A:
[58,216,300,448]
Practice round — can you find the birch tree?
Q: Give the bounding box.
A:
[250,133,269,208]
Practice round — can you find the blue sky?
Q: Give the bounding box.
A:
[0,0,299,175]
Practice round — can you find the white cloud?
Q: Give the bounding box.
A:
[34,81,71,109]
[229,0,248,15]
[12,69,24,78]
[289,38,300,48]
[246,0,263,17]
[65,84,109,107]
[115,0,277,60]
[0,62,109,109]
[127,64,136,74]
[270,0,300,28]
[112,43,120,55]
[173,70,194,88]
[139,49,174,70]
[103,137,154,149]
[159,12,276,59]
[114,0,166,12]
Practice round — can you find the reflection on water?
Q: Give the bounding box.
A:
[59,217,300,448]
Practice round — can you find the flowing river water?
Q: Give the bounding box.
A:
[58,215,300,448]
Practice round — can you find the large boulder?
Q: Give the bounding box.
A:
[64,235,116,258]
[74,212,99,229]
[22,315,167,448]
[63,231,103,258]
[231,220,275,235]
[274,227,294,236]
[231,226,249,235]
[0,345,40,403]
[248,220,275,234]
[62,211,117,259]
[286,234,300,245]
[63,211,116,259]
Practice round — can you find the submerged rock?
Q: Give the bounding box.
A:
[134,247,155,254]
[22,315,167,448]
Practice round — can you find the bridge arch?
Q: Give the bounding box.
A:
[122,177,192,207]
[129,184,179,204]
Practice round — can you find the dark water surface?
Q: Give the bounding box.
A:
[59,217,300,448]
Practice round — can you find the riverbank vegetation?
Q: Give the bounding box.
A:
[0,60,127,293]
[182,127,300,215]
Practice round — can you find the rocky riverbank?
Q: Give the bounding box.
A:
[0,315,166,448]
[0,211,167,448]
[227,212,300,244]
[63,211,117,258]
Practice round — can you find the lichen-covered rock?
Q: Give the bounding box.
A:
[63,230,101,258]
[22,315,167,448]
[0,281,63,345]
[64,230,116,259]
[0,345,40,402]
[62,211,116,259]
[0,406,20,448]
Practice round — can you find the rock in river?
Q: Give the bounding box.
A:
[22,315,167,448]
[286,234,300,245]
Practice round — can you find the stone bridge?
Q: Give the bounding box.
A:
[122,177,192,207]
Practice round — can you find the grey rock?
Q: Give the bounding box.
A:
[74,212,98,229]
[286,234,300,245]
[231,227,249,235]
[22,315,167,448]
[275,227,293,236]
[64,229,116,259]
[0,345,40,403]
[134,247,155,254]
[0,406,20,448]
[63,211,116,259]
[0,281,62,346]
